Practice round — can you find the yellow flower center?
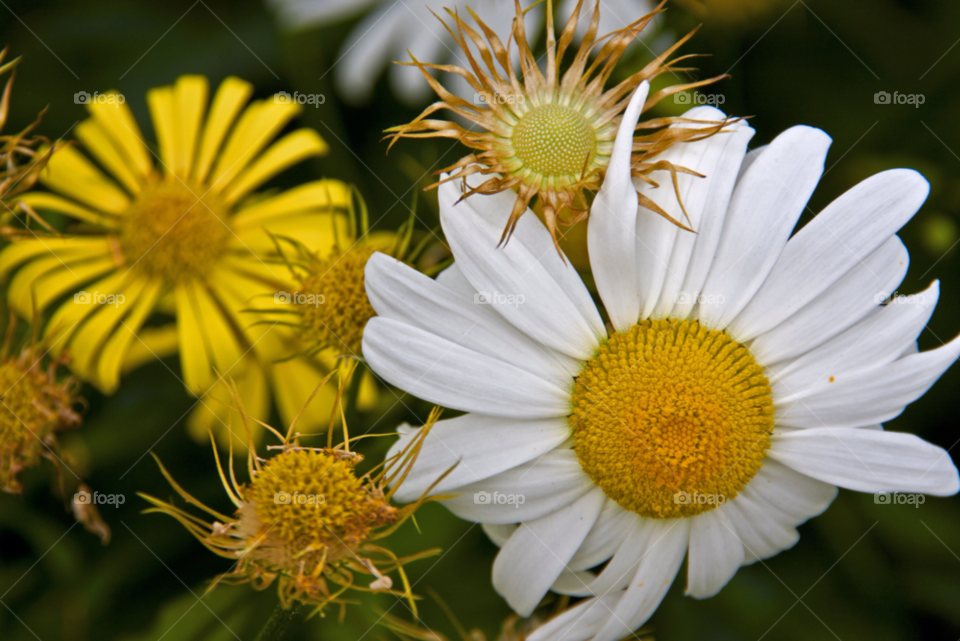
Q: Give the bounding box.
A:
[246,449,395,568]
[299,246,377,355]
[571,319,774,519]
[119,181,231,282]
[512,104,597,177]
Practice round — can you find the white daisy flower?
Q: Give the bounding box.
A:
[267,0,654,104]
[362,82,960,641]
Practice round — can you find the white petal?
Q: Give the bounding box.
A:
[334,2,402,102]
[436,262,475,297]
[736,145,767,182]
[483,522,518,548]
[493,487,606,616]
[584,515,656,596]
[526,593,626,641]
[551,568,599,596]
[388,13,448,105]
[439,177,605,359]
[592,519,690,641]
[770,428,960,496]
[730,169,929,340]
[655,113,756,320]
[749,236,909,366]
[366,252,580,387]
[685,508,745,598]
[568,499,636,572]
[775,333,960,428]
[442,449,595,524]
[589,83,648,332]
[722,492,799,564]
[387,413,572,503]
[363,317,570,419]
[770,280,939,395]
[745,459,837,523]
[698,126,832,330]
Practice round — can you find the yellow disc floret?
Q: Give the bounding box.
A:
[512,104,597,178]
[0,351,81,493]
[571,319,774,519]
[245,449,395,569]
[120,181,231,282]
[298,246,377,355]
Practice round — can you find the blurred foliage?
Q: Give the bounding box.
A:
[0,0,959,640]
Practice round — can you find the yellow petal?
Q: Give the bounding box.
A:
[222,129,328,205]
[232,179,351,229]
[194,77,253,185]
[68,276,148,384]
[39,145,130,214]
[18,192,120,229]
[0,236,111,280]
[192,284,245,375]
[186,355,268,447]
[173,75,209,180]
[44,271,128,354]
[121,324,179,375]
[146,86,176,176]
[96,278,164,393]
[176,280,215,394]
[231,213,347,255]
[88,94,154,178]
[207,265,287,360]
[358,366,379,411]
[207,100,300,194]
[270,357,338,435]
[9,255,115,319]
[75,119,142,195]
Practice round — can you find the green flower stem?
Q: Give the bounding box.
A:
[255,601,304,641]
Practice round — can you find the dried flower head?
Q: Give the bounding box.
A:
[0,320,83,494]
[140,377,448,615]
[386,0,731,250]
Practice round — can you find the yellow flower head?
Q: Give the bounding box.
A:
[0,74,349,403]
[387,0,730,249]
[0,331,82,494]
[141,382,445,614]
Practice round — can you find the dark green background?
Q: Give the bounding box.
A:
[1,0,959,639]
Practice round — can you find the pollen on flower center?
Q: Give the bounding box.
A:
[512,104,597,177]
[571,319,775,519]
[245,449,396,568]
[299,246,377,355]
[119,181,231,282]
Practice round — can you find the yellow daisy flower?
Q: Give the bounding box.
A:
[140,384,445,615]
[387,0,729,248]
[0,75,352,434]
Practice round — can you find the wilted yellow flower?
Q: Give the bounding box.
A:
[0,332,82,494]
[387,0,729,249]
[140,384,445,614]
[0,74,352,443]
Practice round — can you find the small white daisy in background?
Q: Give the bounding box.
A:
[267,0,656,105]
[362,81,960,641]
